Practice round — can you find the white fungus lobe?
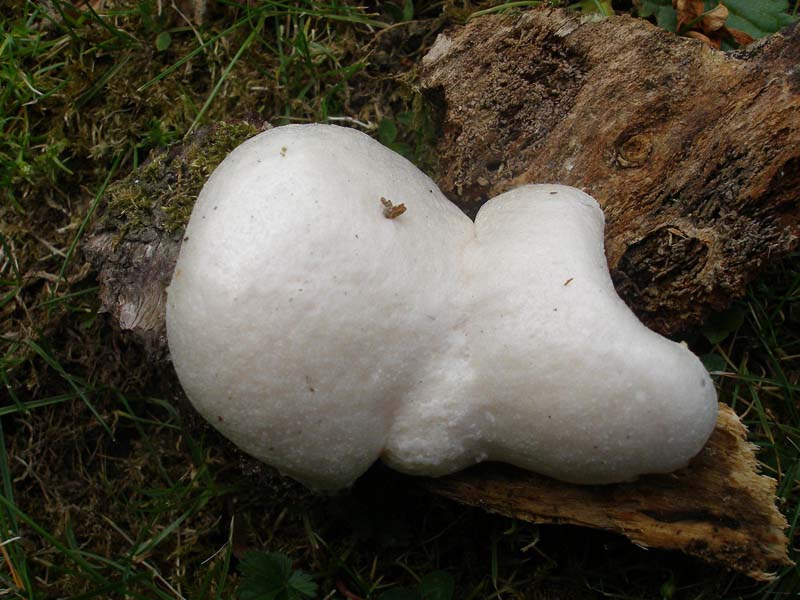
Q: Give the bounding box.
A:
[166,124,718,490]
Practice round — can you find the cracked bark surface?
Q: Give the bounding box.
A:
[83,8,797,582]
[420,8,800,334]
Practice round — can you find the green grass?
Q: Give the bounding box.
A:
[0,0,798,598]
[704,258,800,598]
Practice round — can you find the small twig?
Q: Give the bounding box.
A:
[327,116,374,130]
[201,541,228,565]
[31,233,66,259]
[171,0,204,44]
[100,515,187,600]
[0,538,23,589]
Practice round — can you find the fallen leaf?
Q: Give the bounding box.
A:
[673,0,705,31]
[673,1,740,49]
[685,29,720,48]
[701,4,729,33]
[640,0,792,48]
[726,27,756,46]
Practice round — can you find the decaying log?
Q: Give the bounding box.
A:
[425,405,790,581]
[420,8,800,334]
[82,11,795,582]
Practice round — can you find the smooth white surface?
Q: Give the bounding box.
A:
[166,124,718,490]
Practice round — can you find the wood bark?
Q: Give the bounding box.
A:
[83,9,796,582]
[424,405,790,581]
[420,9,800,334]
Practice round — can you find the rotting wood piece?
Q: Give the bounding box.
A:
[420,9,800,335]
[424,404,791,581]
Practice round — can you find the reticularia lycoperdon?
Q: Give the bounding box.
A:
[166,124,718,491]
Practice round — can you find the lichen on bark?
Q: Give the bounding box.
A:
[103,120,265,237]
[85,119,267,358]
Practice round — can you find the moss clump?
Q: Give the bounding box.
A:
[104,153,167,233]
[103,120,264,236]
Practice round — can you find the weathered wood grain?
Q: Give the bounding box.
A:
[420,9,800,334]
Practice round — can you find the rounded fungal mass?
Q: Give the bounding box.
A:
[166,124,718,491]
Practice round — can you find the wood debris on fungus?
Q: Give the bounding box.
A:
[380,196,407,219]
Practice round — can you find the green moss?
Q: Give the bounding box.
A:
[104,153,166,232]
[103,120,262,235]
